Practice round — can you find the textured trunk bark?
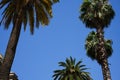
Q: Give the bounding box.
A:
[0,10,22,79]
[96,27,112,80]
[101,58,111,80]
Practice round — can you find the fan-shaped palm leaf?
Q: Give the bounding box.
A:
[85,31,113,60]
[80,0,115,28]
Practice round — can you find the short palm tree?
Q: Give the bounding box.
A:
[80,0,115,80]
[85,31,113,61]
[53,57,92,80]
[0,0,59,79]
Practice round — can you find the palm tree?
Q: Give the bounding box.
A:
[0,0,59,79]
[80,0,115,80]
[85,31,112,62]
[53,57,92,80]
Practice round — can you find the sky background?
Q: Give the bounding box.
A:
[0,0,120,80]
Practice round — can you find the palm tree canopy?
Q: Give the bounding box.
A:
[53,57,92,80]
[85,31,113,60]
[80,0,115,29]
[0,0,59,34]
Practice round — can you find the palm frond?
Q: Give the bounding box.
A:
[85,31,113,60]
[22,8,28,31]
[0,0,10,8]
[53,57,92,80]
[0,2,15,28]
[80,0,115,28]
[41,0,53,17]
[0,0,59,34]
[66,58,71,67]
[75,60,82,68]
[70,56,76,66]
[27,3,34,34]
[59,62,67,67]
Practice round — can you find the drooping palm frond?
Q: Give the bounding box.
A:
[104,39,113,58]
[0,0,59,34]
[85,31,113,60]
[80,0,115,29]
[53,57,92,80]
[85,31,98,60]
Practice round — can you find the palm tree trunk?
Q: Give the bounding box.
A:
[96,27,112,80]
[101,58,111,80]
[0,10,22,79]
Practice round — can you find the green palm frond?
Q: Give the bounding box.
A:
[85,31,98,60]
[41,0,53,17]
[80,0,115,29]
[22,7,28,31]
[75,60,82,68]
[70,56,76,65]
[85,31,113,60]
[59,62,67,67]
[104,39,113,57]
[53,57,92,80]
[0,1,15,28]
[0,0,59,34]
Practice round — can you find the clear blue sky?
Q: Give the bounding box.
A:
[0,0,120,80]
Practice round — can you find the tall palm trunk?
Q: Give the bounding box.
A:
[0,10,22,79]
[96,26,112,80]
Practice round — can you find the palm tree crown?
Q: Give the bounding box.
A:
[0,0,59,34]
[85,31,113,61]
[53,57,92,80]
[80,0,115,28]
